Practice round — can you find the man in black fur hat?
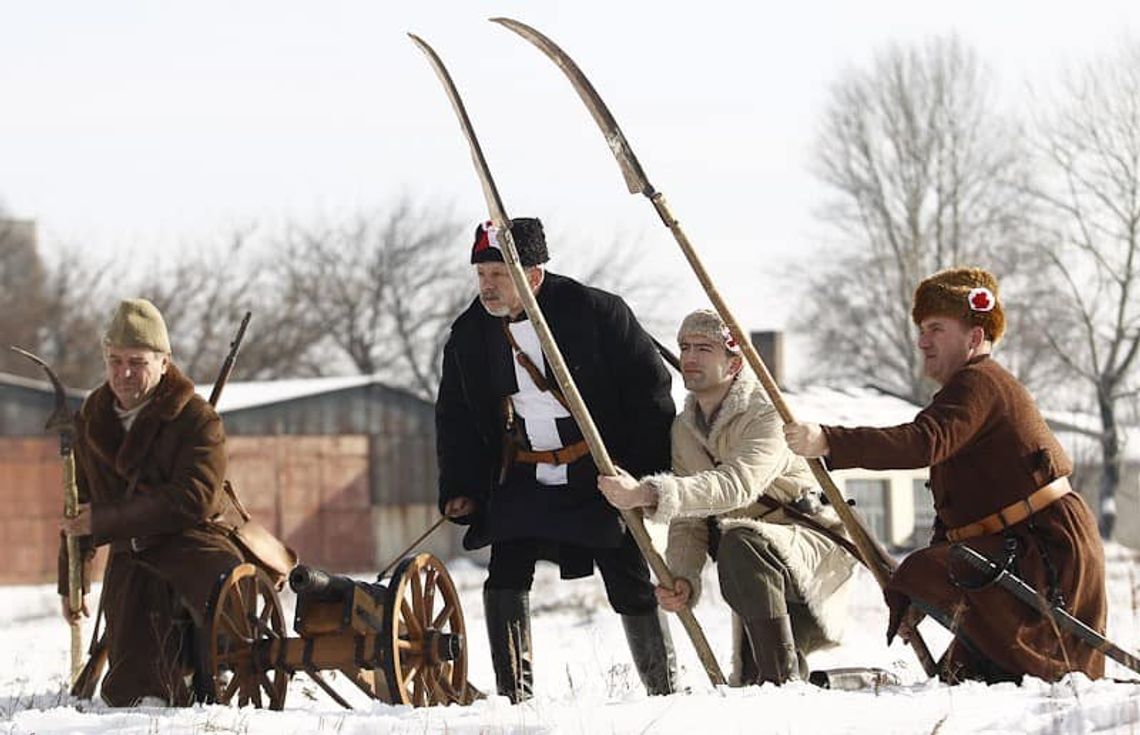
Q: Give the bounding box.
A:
[436,217,677,701]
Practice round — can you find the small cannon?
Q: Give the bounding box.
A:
[203,553,477,709]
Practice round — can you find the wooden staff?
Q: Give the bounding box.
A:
[491,17,939,677]
[11,346,84,683]
[409,32,727,686]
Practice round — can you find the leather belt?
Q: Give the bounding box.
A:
[513,440,590,466]
[946,476,1072,542]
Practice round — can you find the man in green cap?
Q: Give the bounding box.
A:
[59,298,246,706]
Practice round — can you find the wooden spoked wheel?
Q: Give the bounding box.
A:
[207,563,289,709]
[383,553,468,706]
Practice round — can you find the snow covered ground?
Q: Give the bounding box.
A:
[2,543,1140,734]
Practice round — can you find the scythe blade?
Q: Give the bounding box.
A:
[492,17,941,677]
[407,31,726,686]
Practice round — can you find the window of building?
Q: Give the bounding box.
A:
[844,478,890,542]
[908,477,936,548]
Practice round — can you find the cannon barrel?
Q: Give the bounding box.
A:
[289,565,358,600]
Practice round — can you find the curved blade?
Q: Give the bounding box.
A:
[408,31,728,686]
[406,33,513,239]
[10,346,74,434]
[490,17,653,197]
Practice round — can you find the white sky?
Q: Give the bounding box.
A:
[3,0,1140,372]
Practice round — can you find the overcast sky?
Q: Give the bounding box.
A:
[3,1,1140,376]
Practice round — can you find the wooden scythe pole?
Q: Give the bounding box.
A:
[408,32,727,687]
[491,17,939,677]
[11,346,84,684]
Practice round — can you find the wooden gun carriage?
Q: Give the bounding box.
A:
[205,552,479,709]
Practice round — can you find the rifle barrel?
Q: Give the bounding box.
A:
[208,311,252,407]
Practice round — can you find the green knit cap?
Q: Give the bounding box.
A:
[104,298,171,353]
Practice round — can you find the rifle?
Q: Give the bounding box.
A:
[71,311,254,699]
[208,311,251,407]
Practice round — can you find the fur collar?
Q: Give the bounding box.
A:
[677,369,769,448]
[79,363,199,478]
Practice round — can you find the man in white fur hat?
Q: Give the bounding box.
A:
[599,309,857,685]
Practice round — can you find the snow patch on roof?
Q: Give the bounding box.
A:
[783,385,923,427]
[198,374,381,412]
[0,370,88,399]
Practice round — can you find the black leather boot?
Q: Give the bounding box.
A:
[621,610,677,695]
[483,588,533,702]
[742,614,799,685]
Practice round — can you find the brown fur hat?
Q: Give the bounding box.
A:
[911,267,1005,342]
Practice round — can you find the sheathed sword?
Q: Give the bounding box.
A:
[11,346,83,684]
[491,17,939,677]
[408,32,727,687]
[951,544,1140,675]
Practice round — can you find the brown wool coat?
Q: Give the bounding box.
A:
[59,364,244,705]
[823,354,1106,682]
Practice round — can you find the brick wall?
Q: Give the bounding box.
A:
[0,435,377,584]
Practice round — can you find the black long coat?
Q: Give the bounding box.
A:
[436,272,674,550]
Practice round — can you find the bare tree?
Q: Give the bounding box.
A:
[276,201,469,398]
[0,218,49,378]
[131,229,329,384]
[1023,41,1140,538]
[37,245,116,389]
[557,232,677,338]
[276,206,677,399]
[32,200,676,404]
[798,37,1033,402]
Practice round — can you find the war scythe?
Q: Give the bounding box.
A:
[492,17,939,677]
[408,32,727,687]
[11,347,84,683]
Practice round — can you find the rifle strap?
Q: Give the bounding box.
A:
[123,470,140,498]
[753,495,864,562]
[500,319,571,413]
[83,550,112,658]
[695,443,863,563]
[224,480,252,524]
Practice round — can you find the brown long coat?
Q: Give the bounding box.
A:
[823,355,1106,682]
[59,364,244,705]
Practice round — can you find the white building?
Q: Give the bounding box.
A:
[785,385,932,549]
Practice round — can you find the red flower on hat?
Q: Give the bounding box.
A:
[722,326,742,353]
[968,287,995,312]
[474,221,499,254]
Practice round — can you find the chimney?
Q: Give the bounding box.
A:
[749,330,784,388]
